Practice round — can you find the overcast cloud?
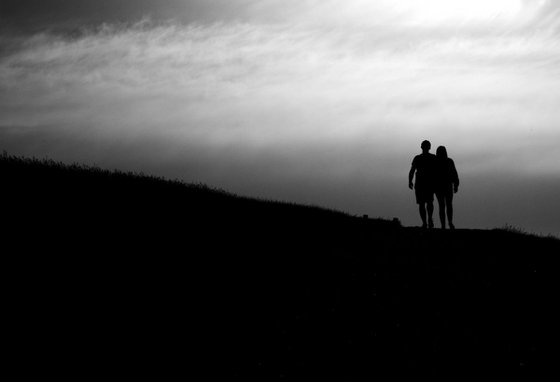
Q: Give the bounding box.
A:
[1,0,559,235]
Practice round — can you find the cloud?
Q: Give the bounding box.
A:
[1,1,560,233]
[247,0,551,27]
[0,1,258,35]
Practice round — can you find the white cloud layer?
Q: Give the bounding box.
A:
[1,0,560,233]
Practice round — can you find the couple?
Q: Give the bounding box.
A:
[408,140,459,230]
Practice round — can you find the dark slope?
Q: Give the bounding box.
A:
[2,155,559,379]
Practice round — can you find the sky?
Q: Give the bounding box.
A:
[1,0,559,235]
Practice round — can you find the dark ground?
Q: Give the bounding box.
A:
[2,155,559,379]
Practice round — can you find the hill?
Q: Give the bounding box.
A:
[2,154,559,379]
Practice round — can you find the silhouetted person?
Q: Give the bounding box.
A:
[409,140,436,228]
[434,146,459,230]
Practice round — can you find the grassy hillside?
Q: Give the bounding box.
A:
[2,154,559,379]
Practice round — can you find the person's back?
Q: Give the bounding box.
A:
[435,157,458,192]
[434,146,459,229]
[409,140,437,228]
[412,152,437,189]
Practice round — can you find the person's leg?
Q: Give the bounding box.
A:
[436,193,446,229]
[427,201,434,228]
[447,191,454,229]
[419,203,427,228]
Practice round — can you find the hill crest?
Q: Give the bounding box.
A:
[3,153,559,379]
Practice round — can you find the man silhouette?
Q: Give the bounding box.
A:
[409,140,436,228]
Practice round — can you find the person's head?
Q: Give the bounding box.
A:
[421,140,431,153]
[436,146,448,159]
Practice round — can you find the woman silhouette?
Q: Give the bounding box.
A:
[435,146,459,229]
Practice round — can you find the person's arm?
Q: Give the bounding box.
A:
[408,160,416,190]
[451,159,459,193]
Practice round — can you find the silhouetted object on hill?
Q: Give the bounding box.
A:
[409,140,436,228]
[435,146,459,230]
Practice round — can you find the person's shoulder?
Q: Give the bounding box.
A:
[412,154,421,162]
